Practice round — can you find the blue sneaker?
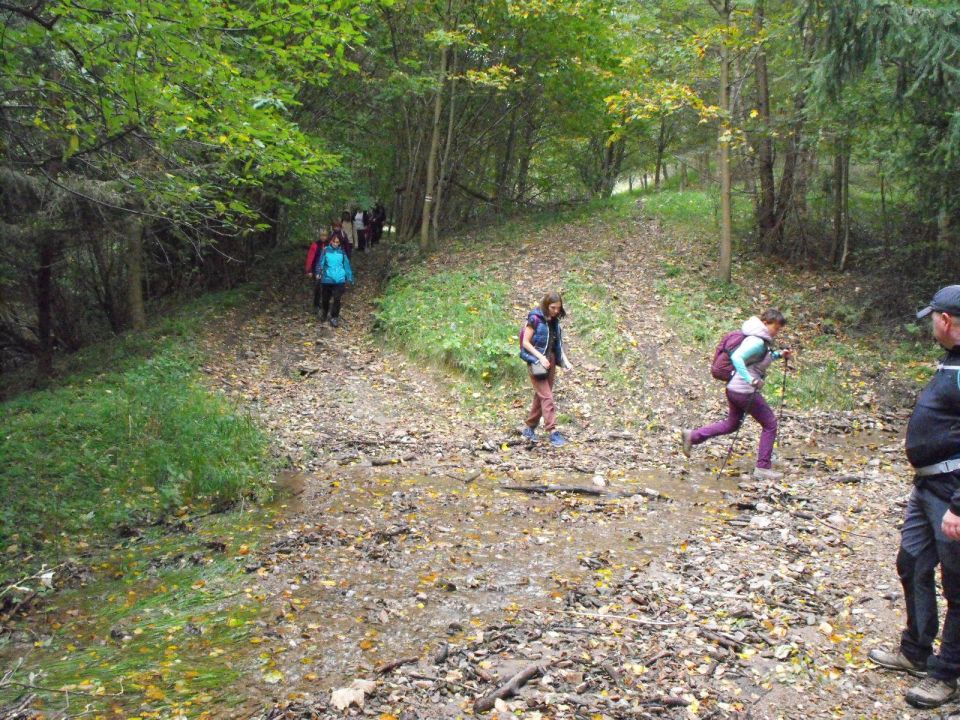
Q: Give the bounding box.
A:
[549,431,566,447]
[521,426,538,443]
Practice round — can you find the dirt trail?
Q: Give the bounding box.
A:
[202,214,714,478]
[199,212,930,719]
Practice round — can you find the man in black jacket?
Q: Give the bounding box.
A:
[869,285,960,708]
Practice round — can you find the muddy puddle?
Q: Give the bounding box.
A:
[242,465,741,706]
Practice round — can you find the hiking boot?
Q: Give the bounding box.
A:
[752,467,783,480]
[329,317,339,328]
[521,426,538,443]
[549,431,566,448]
[680,429,693,458]
[867,648,927,677]
[906,677,958,708]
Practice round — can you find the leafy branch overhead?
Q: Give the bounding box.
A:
[2,0,374,223]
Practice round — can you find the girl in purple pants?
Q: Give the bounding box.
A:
[682,309,792,480]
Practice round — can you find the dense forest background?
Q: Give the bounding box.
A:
[2,0,958,377]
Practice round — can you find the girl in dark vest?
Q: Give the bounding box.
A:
[519,291,573,447]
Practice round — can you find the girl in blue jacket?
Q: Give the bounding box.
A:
[313,234,354,327]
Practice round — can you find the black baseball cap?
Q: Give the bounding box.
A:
[917,285,960,319]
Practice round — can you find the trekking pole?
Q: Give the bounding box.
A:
[770,356,791,457]
[716,391,757,479]
[778,357,790,426]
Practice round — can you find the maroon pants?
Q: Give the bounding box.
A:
[525,360,558,432]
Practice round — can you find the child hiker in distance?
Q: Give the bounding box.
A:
[312,233,353,327]
[681,308,792,479]
[519,291,573,447]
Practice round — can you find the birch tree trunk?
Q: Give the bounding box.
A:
[419,41,448,251]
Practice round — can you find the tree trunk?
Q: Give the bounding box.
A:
[515,113,538,203]
[654,118,666,189]
[938,185,955,253]
[88,233,121,333]
[400,120,425,242]
[495,100,520,212]
[831,148,844,264]
[420,41,448,251]
[127,216,146,330]
[717,0,732,283]
[754,0,776,248]
[432,49,458,240]
[839,151,851,270]
[879,160,889,253]
[36,239,55,378]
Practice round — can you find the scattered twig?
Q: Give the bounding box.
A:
[0,564,63,600]
[535,608,684,627]
[376,656,419,675]
[806,512,873,540]
[1,680,123,698]
[502,484,608,496]
[405,671,471,691]
[697,628,743,652]
[473,662,546,713]
[371,454,416,466]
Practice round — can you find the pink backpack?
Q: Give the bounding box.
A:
[710,330,769,381]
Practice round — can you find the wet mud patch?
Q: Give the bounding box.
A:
[236,466,738,709]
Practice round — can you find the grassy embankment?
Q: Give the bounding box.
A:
[373,195,645,428]
[0,290,281,717]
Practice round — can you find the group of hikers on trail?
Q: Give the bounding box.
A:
[518,283,960,711]
[303,204,387,327]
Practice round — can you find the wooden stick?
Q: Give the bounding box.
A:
[376,656,419,675]
[501,484,607,496]
[371,454,416,466]
[537,608,684,627]
[473,663,545,713]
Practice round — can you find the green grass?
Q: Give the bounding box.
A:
[640,187,753,239]
[0,291,275,581]
[374,269,522,383]
[0,514,275,718]
[0,285,283,717]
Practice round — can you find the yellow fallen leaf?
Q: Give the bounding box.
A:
[145,685,166,701]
